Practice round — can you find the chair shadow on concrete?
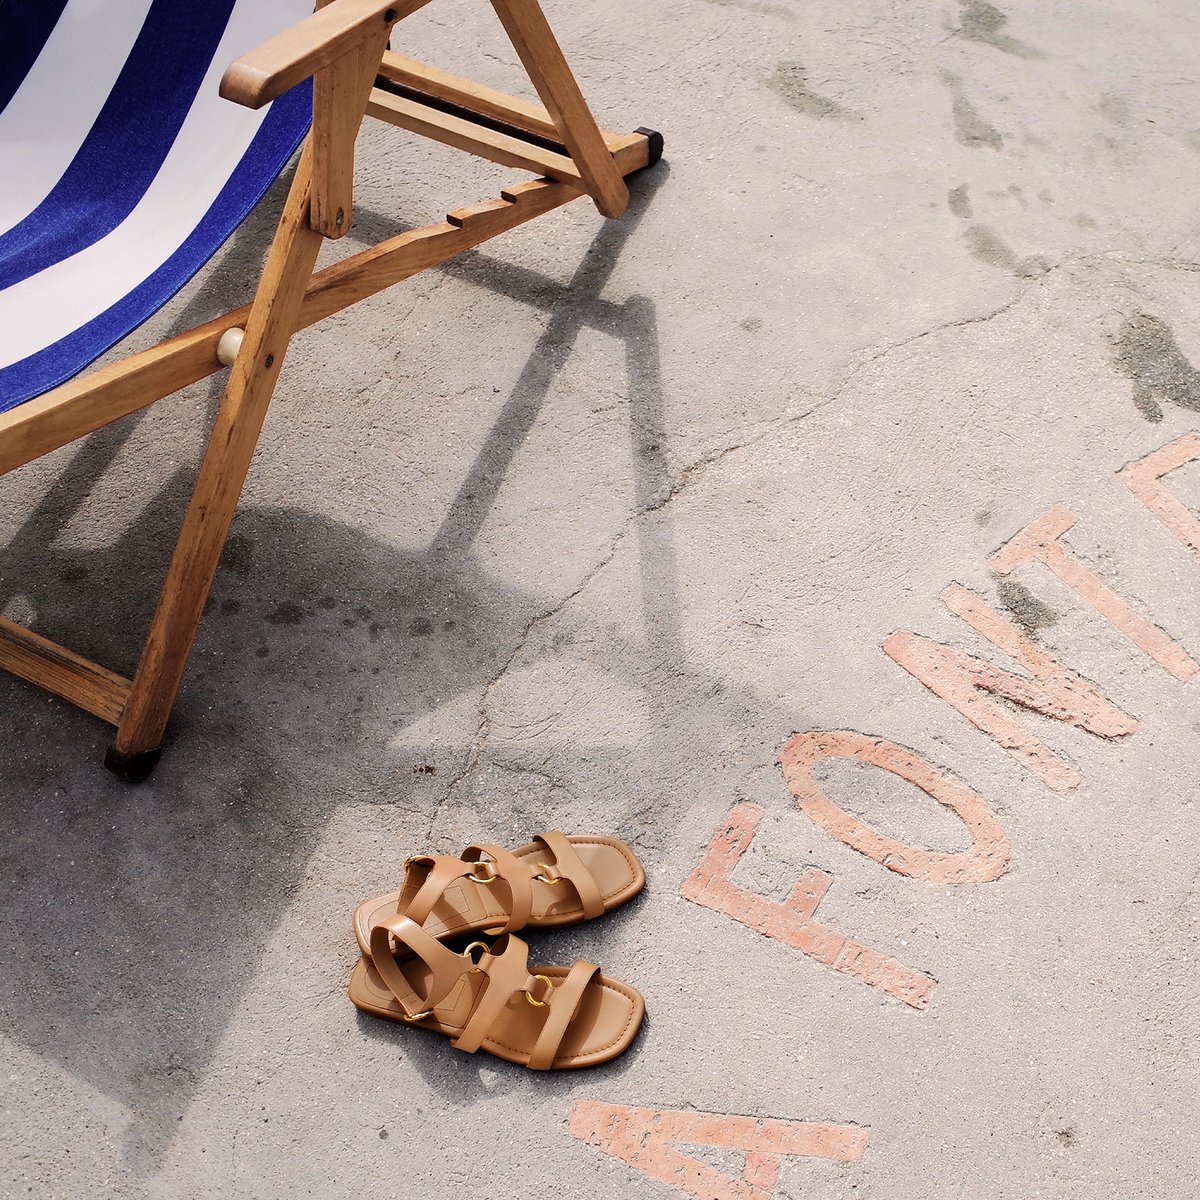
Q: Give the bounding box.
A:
[0,165,687,1169]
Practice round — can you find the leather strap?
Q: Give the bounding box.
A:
[527,960,600,1070]
[463,844,534,933]
[451,934,538,1054]
[533,831,605,919]
[368,915,465,1019]
[397,855,480,925]
[394,835,610,938]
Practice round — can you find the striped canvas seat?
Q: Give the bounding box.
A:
[0,0,313,413]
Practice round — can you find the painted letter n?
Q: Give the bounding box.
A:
[884,583,1137,793]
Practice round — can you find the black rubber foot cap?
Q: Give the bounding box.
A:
[634,127,665,168]
[104,744,162,784]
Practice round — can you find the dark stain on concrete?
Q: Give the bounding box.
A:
[1055,1127,1076,1147]
[221,535,254,578]
[317,595,336,610]
[956,0,1044,58]
[1073,212,1097,229]
[220,598,241,616]
[998,578,1059,637]
[408,616,433,636]
[975,508,993,525]
[942,71,1003,150]
[740,316,764,332]
[1114,313,1200,423]
[266,600,305,625]
[769,63,854,120]
[964,224,1050,277]
[948,184,973,218]
[1096,92,1131,126]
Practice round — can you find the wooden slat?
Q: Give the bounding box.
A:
[220,0,430,109]
[377,51,629,152]
[488,0,628,218]
[366,87,584,184]
[0,615,130,725]
[0,137,652,479]
[379,52,561,141]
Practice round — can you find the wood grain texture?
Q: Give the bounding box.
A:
[113,152,325,757]
[377,52,630,152]
[488,0,628,218]
[366,87,584,183]
[379,51,564,141]
[220,0,429,109]
[0,616,130,725]
[311,26,390,237]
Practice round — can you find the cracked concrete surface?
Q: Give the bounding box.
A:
[3,0,1200,1197]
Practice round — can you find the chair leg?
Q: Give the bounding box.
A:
[488,0,629,218]
[111,37,392,781]
[108,154,323,779]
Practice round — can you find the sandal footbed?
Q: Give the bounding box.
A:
[353,835,643,955]
[348,955,644,1070]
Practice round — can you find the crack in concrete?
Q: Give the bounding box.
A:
[426,247,1192,808]
[491,759,573,792]
[822,259,1072,408]
[436,404,825,797]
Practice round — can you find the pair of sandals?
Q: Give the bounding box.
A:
[349,832,646,1070]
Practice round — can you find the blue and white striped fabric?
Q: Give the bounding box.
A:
[0,0,314,414]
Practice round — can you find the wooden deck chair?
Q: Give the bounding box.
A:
[0,0,663,780]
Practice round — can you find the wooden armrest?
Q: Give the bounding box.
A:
[220,0,431,109]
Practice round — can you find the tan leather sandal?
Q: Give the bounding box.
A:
[348,917,644,1070]
[352,832,644,955]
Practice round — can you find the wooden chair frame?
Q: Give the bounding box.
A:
[0,0,662,780]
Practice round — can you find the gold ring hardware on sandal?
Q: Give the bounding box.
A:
[467,860,498,884]
[400,1007,433,1022]
[533,862,565,885]
[524,974,555,1007]
[462,941,490,970]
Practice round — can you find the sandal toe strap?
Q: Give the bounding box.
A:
[527,960,601,1070]
[533,831,605,919]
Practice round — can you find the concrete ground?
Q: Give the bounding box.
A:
[2,0,1199,1196]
